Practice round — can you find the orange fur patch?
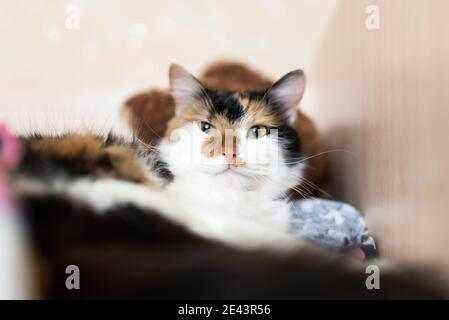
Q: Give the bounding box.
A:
[237,94,280,127]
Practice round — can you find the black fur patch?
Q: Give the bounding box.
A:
[205,90,245,122]
[152,157,175,183]
[277,125,302,166]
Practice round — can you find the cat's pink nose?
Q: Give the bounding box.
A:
[221,134,238,163]
[222,150,237,163]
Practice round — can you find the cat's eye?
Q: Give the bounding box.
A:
[200,121,213,133]
[248,126,268,139]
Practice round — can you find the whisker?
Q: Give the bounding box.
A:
[299,149,354,163]
[290,184,313,199]
[135,136,158,151]
[299,176,333,199]
[139,116,163,140]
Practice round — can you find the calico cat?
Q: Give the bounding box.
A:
[124,60,328,198]
[13,65,447,299]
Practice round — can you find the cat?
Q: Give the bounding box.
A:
[124,60,328,198]
[13,65,448,299]
[16,64,307,251]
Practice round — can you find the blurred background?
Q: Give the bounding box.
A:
[0,0,338,135]
[1,0,449,274]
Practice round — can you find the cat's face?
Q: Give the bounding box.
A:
[159,64,305,198]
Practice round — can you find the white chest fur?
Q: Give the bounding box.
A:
[161,172,298,250]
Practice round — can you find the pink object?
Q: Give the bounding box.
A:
[0,123,21,170]
[0,123,21,211]
[347,247,366,261]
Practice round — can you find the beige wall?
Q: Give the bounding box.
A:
[0,0,338,134]
[310,0,449,265]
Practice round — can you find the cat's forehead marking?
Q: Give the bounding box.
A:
[208,91,244,123]
[207,91,280,128]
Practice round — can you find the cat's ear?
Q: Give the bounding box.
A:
[169,64,206,115]
[266,69,305,123]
